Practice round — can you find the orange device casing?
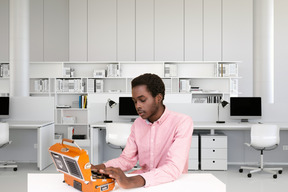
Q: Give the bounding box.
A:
[49,139,115,192]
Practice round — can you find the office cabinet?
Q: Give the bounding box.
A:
[69,0,88,61]
[203,0,222,61]
[154,0,184,61]
[88,0,117,61]
[117,0,136,61]
[44,0,69,61]
[189,134,199,170]
[222,0,253,95]
[30,0,44,61]
[135,0,154,61]
[0,0,9,61]
[184,0,203,61]
[200,133,227,170]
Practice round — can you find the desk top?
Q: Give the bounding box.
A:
[90,121,288,130]
[6,121,54,129]
[27,173,225,192]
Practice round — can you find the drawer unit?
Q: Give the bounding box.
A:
[201,159,227,170]
[200,137,227,148]
[188,134,199,170]
[200,133,227,170]
[201,149,227,159]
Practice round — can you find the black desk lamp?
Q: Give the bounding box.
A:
[216,99,229,123]
[104,99,117,123]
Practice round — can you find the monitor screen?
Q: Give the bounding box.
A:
[119,97,138,116]
[0,96,9,119]
[230,97,262,122]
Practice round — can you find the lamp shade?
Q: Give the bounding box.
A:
[220,100,229,108]
[108,99,117,108]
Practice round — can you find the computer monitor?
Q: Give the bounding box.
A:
[230,97,262,122]
[0,96,9,119]
[119,97,138,121]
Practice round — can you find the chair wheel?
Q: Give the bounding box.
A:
[273,174,277,179]
[278,170,282,174]
[13,167,17,171]
[247,173,252,178]
[239,169,243,173]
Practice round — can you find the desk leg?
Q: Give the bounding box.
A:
[91,128,105,165]
[37,124,54,170]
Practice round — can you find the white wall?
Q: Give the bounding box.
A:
[260,0,288,123]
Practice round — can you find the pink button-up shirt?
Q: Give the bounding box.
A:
[104,108,194,187]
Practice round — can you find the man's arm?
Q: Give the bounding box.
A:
[99,167,145,189]
[91,164,145,189]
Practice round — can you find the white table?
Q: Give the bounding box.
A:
[8,121,54,170]
[90,122,288,164]
[27,173,226,192]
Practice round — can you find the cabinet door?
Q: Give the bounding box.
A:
[44,0,69,61]
[155,0,184,61]
[203,0,222,61]
[135,0,154,61]
[30,0,44,62]
[69,0,88,61]
[222,0,252,61]
[88,0,117,61]
[185,0,203,61]
[0,0,9,61]
[222,0,253,95]
[117,0,135,61]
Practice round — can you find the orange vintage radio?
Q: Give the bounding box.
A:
[49,139,115,192]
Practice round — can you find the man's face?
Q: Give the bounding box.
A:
[132,85,160,121]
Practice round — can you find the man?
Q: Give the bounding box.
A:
[92,73,193,189]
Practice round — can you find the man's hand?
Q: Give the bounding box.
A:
[91,164,106,173]
[99,167,145,189]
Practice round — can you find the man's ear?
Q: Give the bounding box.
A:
[156,94,163,103]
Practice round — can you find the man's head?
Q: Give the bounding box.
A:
[131,73,165,122]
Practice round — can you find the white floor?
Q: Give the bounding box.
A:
[0,163,288,192]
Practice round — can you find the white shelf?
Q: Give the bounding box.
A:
[1,61,240,147]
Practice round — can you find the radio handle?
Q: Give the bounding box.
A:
[62,138,82,150]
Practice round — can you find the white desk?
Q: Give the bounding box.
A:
[90,122,288,165]
[27,173,225,192]
[6,121,54,170]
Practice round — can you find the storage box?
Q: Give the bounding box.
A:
[62,116,76,124]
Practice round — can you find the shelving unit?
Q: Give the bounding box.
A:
[0,61,240,147]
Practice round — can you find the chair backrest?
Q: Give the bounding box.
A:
[0,122,9,146]
[250,124,280,148]
[105,122,132,149]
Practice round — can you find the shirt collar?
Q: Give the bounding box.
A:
[145,106,168,125]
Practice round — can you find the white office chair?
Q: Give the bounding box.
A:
[239,124,282,178]
[0,122,18,171]
[105,122,132,150]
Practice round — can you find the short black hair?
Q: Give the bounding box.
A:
[131,73,165,101]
